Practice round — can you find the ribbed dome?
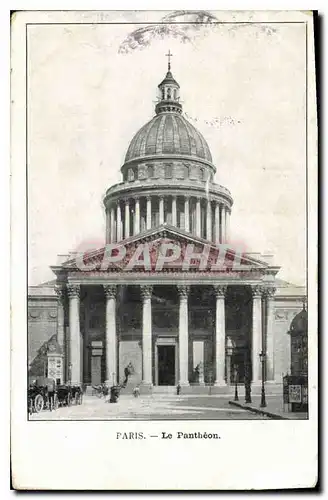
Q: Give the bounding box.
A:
[125,113,213,163]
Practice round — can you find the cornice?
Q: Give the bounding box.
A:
[104,181,233,207]
[121,153,216,173]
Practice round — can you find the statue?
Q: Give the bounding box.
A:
[195,362,204,385]
[122,362,134,388]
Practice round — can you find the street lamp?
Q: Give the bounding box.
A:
[244,349,252,404]
[226,342,233,385]
[259,351,266,408]
[234,364,239,401]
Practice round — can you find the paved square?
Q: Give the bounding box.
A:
[30,394,269,420]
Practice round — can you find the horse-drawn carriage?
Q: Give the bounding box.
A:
[28,377,83,414]
[56,384,83,406]
[28,377,58,414]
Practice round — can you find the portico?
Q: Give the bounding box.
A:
[54,251,277,391]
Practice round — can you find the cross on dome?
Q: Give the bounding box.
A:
[165,49,173,71]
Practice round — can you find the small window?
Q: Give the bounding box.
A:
[200,168,205,181]
[161,88,165,100]
[165,164,173,179]
[128,168,135,181]
[148,165,154,178]
[167,88,171,100]
[173,89,177,100]
[183,164,189,179]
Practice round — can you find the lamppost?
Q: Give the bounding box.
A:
[259,351,266,408]
[226,342,233,385]
[244,349,252,404]
[234,364,239,402]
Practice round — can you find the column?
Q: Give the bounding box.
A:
[219,204,224,243]
[104,285,117,385]
[226,209,231,243]
[215,203,220,245]
[141,285,153,386]
[105,209,110,244]
[134,197,140,235]
[54,285,65,350]
[172,196,177,227]
[110,206,115,243]
[116,202,122,242]
[184,197,190,232]
[196,197,201,237]
[265,287,276,381]
[222,206,227,243]
[214,285,227,386]
[146,196,152,230]
[206,200,212,241]
[67,284,81,385]
[159,195,164,225]
[251,285,263,383]
[124,199,130,239]
[177,285,190,386]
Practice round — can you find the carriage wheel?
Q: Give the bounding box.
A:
[34,394,44,413]
[53,394,59,410]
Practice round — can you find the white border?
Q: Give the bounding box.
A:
[8,7,319,491]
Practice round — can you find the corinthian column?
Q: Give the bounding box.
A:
[226,209,231,243]
[110,206,115,243]
[159,195,164,225]
[215,203,220,245]
[134,197,140,235]
[146,196,152,230]
[196,197,201,237]
[177,285,190,386]
[184,197,190,232]
[214,285,227,386]
[67,284,81,385]
[105,209,110,244]
[141,285,153,387]
[117,202,122,242]
[222,206,227,243]
[124,200,130,239]
[54,285,65,351]
[251,285,263,383]
[104,285,117,385]
[264,286,276,381]
[206,199,212,241]
[172,196,177,227]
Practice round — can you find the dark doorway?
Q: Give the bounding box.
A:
[158,345,175,385]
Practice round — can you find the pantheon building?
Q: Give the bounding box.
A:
[28,60,306,393]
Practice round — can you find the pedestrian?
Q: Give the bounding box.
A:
[133,386,140,398]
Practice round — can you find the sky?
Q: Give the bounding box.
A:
[27,11,307,286]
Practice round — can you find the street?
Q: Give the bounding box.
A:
[30,393,270,420]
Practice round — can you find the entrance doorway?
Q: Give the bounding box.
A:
[157,345,176,385]
[91,355,102,386]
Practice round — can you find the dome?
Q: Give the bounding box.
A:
[289,307,307,335]
[124,113,213,163]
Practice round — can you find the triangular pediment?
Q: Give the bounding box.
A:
[54,225,279,276]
